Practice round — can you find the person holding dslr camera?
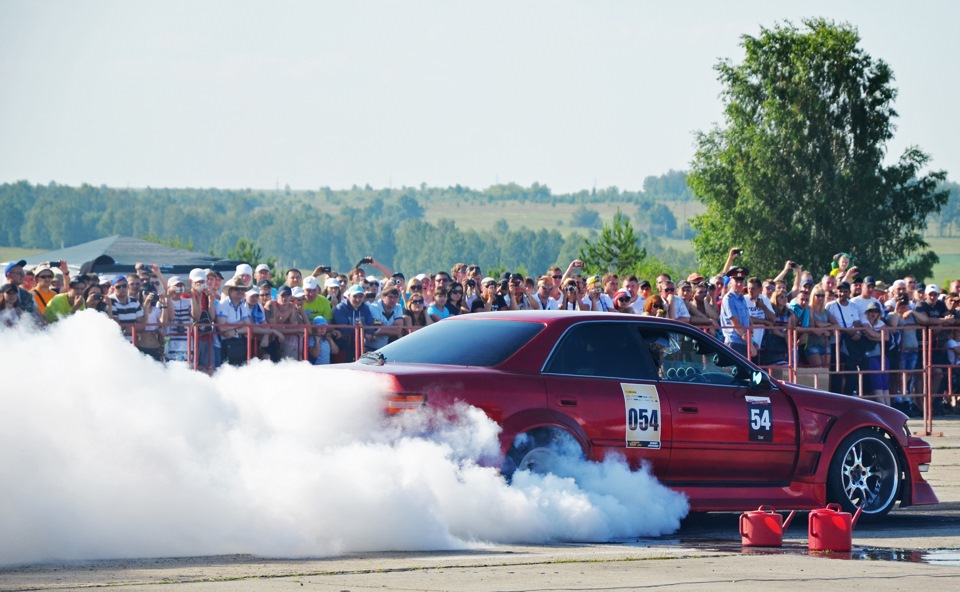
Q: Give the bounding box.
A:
[558,278,587,311]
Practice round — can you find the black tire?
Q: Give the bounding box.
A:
[827,428,902,519]
[500,427,584,483]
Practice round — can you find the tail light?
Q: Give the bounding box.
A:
[385,393,427,415]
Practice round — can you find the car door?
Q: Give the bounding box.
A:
[639,326,798,485]
[541,321,672,478]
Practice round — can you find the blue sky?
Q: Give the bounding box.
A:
[1,0,956,193]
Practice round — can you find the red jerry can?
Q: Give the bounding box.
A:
[808,503,863,552]
[739,506,796,547]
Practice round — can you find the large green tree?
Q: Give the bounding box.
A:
[689,19,948,280]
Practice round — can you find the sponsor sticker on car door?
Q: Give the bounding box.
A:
[622,383,661,449]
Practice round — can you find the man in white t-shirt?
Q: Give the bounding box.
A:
[851,275,885,324]
[826,281,864,395]
[744,277,774,353]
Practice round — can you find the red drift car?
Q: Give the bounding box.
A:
[353,311,937,518]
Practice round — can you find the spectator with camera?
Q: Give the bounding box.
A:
[582,275,614,312]
[507,273,540,310]
[41,277,85,323]
[161,276,195,363]
[558,278,586,311]
[137,279,166,362]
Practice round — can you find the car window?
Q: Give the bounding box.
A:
[367,319,544,366]
[543,322,658,380]
[639,327,749,386]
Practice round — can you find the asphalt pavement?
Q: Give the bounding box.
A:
[2,417,959,592]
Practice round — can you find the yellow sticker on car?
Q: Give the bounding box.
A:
[622,383,661,449]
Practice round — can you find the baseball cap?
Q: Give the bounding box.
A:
[291,287,306,299]
[312,316,328,326]
[324,277,341,289]
[926,284,940,294]
[189,268,206,283]
[166,276,184,288]
[303,276,320,290]
[4,260,27,275]
[346,284,364,296]
[235,263,253,277]
[255,264,271,273]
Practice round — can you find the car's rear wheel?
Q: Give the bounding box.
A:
[827,428,901,519]
[501,427,584,483]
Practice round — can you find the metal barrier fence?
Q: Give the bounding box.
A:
[728,323,956,436]
[127,319,955,435]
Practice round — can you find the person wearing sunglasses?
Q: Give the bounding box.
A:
[403,292,433,328]
[612,289,636,314]
[108,274,145,344]
[642,294,667,317]
[535,277,559,311]
[30,263,60,316]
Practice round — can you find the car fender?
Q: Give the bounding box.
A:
[813,407,906,483]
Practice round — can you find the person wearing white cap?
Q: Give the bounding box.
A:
[323,276,343,307]
[254,264,272,287]
[302,275,333,322]
[234,264,254,288]
[162,276,193,362]
[332,283,377,363]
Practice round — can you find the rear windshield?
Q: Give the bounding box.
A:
[362,319,544,367]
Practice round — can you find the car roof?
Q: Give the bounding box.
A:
[442,310,682,327]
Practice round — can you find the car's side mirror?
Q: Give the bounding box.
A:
[749,370,772,391]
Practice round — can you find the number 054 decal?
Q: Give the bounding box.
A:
[622,383,661,449]
[745,396,772,442]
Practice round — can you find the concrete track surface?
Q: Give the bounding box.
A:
[3,418,959,592]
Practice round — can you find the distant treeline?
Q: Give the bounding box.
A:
[0,171,697,274]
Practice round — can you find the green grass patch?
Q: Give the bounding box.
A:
[0,246,44,261]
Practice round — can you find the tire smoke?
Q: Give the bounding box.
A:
[0,312,688,565]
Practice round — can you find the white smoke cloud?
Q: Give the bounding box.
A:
[0,312,688,565]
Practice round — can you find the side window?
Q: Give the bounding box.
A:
[544,322,658,380]
[640,328,747,386]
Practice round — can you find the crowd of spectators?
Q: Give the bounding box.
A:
[3,248,959,416]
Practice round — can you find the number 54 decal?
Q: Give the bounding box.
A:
[622,383,661,449]
[746,396,772,442]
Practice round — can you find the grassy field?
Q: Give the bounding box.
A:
[0,247,43,262]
